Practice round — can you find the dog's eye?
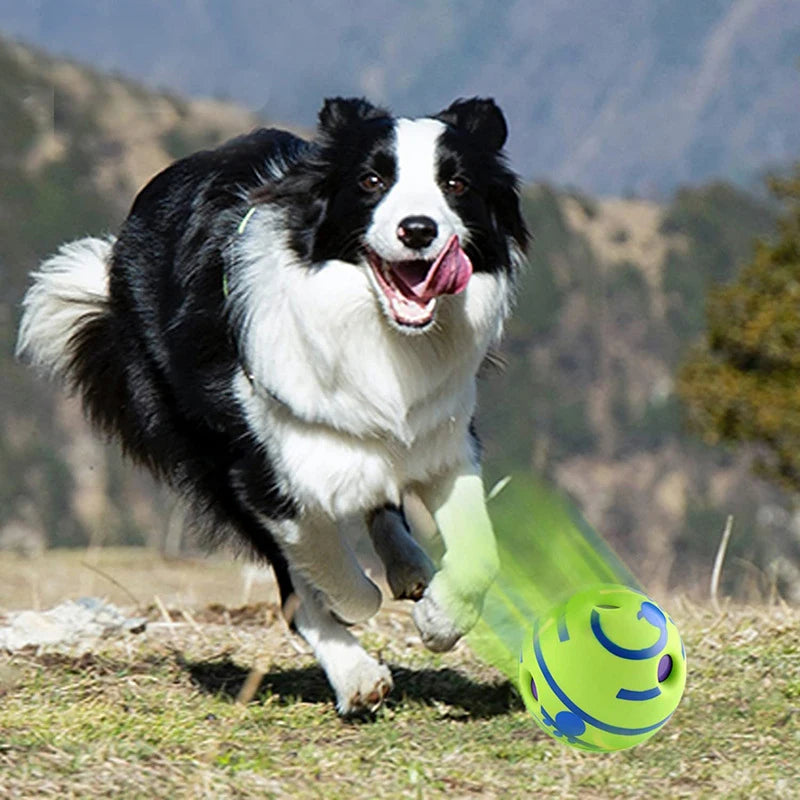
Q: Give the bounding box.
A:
[359,172,386,193]
[444,177,468,196]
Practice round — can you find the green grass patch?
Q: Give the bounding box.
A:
[1,589,799,798]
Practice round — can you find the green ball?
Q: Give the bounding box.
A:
[519,584,686,752]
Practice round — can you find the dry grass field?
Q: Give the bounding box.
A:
[0,548,798,799]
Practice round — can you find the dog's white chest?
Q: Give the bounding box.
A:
[229,211,509,517]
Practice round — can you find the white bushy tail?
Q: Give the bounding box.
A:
[16,236,115,379]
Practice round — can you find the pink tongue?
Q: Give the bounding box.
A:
[393,235,473,302]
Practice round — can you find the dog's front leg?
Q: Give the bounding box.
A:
[411,469,499,652]
[268,512,383,624]
[288,569,393,715]
[368,505,436,601]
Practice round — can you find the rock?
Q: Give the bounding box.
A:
[0,597,147,651]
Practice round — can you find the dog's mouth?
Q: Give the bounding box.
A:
[366,235,473,328]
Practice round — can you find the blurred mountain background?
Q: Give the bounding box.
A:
[1,0,799,196]
[1,1,799,600]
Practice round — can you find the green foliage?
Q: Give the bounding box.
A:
[476,356,536,477]
[0,46,40,156]
[606,260,648,300]
[0,38,123,547]
[678,167,800,492]
[565,188,598,220]
[161,126,228,161]
[661,182,778,344]
[628,393,683,449]
[550,399,597,454]
[507,184,567,342]
[0,420,85,547]
[480,184,606,475]
[477,185,574,476]
[605,260,651,330]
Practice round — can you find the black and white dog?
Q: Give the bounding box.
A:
[17,97,528,714]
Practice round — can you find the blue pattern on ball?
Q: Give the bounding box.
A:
[616,686,662,701]
[555,710,585,736]
[590,600,667,660]
[557,612,570,642]
[539,705,605,750]
[533,621,673,737]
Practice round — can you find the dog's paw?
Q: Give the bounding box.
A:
[369,506,435,601]
[331,653,393,716]
[385,550,435,601]
[411,587,467,653]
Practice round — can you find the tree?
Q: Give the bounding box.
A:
[678,167,800,492]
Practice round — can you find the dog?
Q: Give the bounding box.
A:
[17,96,528,714]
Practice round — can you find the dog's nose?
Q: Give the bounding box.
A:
[397,216,438,250]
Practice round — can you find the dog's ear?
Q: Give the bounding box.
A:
[318,97,390,133]
[435,97,508,151]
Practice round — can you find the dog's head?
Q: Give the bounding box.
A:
[282,97,528,332]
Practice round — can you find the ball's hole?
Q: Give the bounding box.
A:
[657,654,673,682]
[596,604,619,609]
[530,676,538,701]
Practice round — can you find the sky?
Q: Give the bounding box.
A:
[1,0,798,195]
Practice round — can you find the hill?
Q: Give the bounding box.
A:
[0,35,262,552]
[1,0,799,195]
[0,36,796,600]
[477,183,791,596]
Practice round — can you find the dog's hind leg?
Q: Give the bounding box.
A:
[368,505,435,601]
[287,570,393,715]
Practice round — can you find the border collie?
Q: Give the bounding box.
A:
[17,97,528,714]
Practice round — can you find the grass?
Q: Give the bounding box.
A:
[0,549,798,798]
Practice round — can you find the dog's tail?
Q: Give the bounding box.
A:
[16,237,125,435]
[17,237,113,377]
